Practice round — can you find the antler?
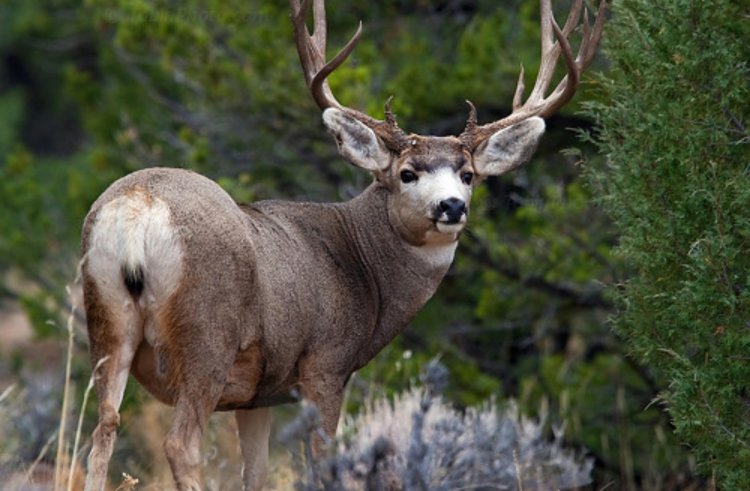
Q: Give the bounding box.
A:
[290,0,409,151]
[461,0,607,150]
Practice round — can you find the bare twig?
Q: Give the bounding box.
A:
[68,356,109,491]
[54,284,77,490]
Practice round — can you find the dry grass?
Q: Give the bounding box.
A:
[0,290,590,491]
[1,282,93,491]
[277,361,593,491]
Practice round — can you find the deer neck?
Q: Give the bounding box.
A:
[338,183,457,354]
[343,181,458,278]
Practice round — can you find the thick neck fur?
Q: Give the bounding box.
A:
[339,182,457,280]
[243,181,456,373]
[333,182,456,360]
[249,182,456,366]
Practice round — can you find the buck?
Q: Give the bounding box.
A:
[81,1,605,490]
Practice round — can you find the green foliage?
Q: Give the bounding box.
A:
[586,0,750,486]
[0,0,114,304]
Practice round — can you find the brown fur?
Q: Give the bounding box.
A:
[81,254,131,489]
[217,342,265,410]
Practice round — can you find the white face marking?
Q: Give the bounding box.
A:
[398,167,471,240]
[403,167,470,217]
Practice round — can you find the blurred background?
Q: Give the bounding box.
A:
[1,0,747,489]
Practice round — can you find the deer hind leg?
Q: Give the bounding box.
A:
[159,306,240,490]
[83,275,142,491]
[163,393,218,491]
[235,408,273,491]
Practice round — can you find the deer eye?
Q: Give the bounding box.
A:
[461,172,474,185]
[400,170,418,184]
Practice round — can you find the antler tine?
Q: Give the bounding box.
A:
[290,0,316,86]
[311,0,326,50]
[291,0,359,110]
[309,22,363,110]
[290,0,409,151]
[539,0,554,56]
[512,64,526,111]
[528,0,580,103]
[539,16,580,117]
[530,0,554,102]
[580,1,607,67]
[581,7,591,60]
[463,100,478,132]
[459,0,607,150]
[543,1,607,116]
[561,0,584,37]
[459,100,479,148]
[384,96,398,126]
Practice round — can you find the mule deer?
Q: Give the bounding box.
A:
[81,1,605,489]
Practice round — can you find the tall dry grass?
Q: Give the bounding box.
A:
[0,283,90,490]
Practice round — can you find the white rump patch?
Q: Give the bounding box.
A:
[86,190,183,343]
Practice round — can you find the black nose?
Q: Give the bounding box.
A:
[438,198,467,223]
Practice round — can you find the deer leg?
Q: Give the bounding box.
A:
[235,407,273,491]
[160,321,238,489]
[83,277,141,491]
[312,389,343,446]
[162,387,223,491]
[298,362,345,455]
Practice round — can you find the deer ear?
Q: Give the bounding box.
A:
[472,117,545,176]
[323,108,391,172]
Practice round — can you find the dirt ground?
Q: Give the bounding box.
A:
[0,303,34,355]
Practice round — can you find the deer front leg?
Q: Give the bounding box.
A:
[235,407,273,491]
[310,388,343,448]
[298,361,346,455]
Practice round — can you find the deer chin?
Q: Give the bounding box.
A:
[421,220,465,245]
[435,221,465,234]
[434,212,467,233]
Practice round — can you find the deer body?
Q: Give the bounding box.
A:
[83,166,452,412]
[82,1,605,489]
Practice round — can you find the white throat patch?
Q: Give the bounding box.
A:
[410,241,459,269]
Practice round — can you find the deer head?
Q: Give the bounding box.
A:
[291,0,606,247]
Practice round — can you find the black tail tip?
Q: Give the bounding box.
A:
[122,265,145,298]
